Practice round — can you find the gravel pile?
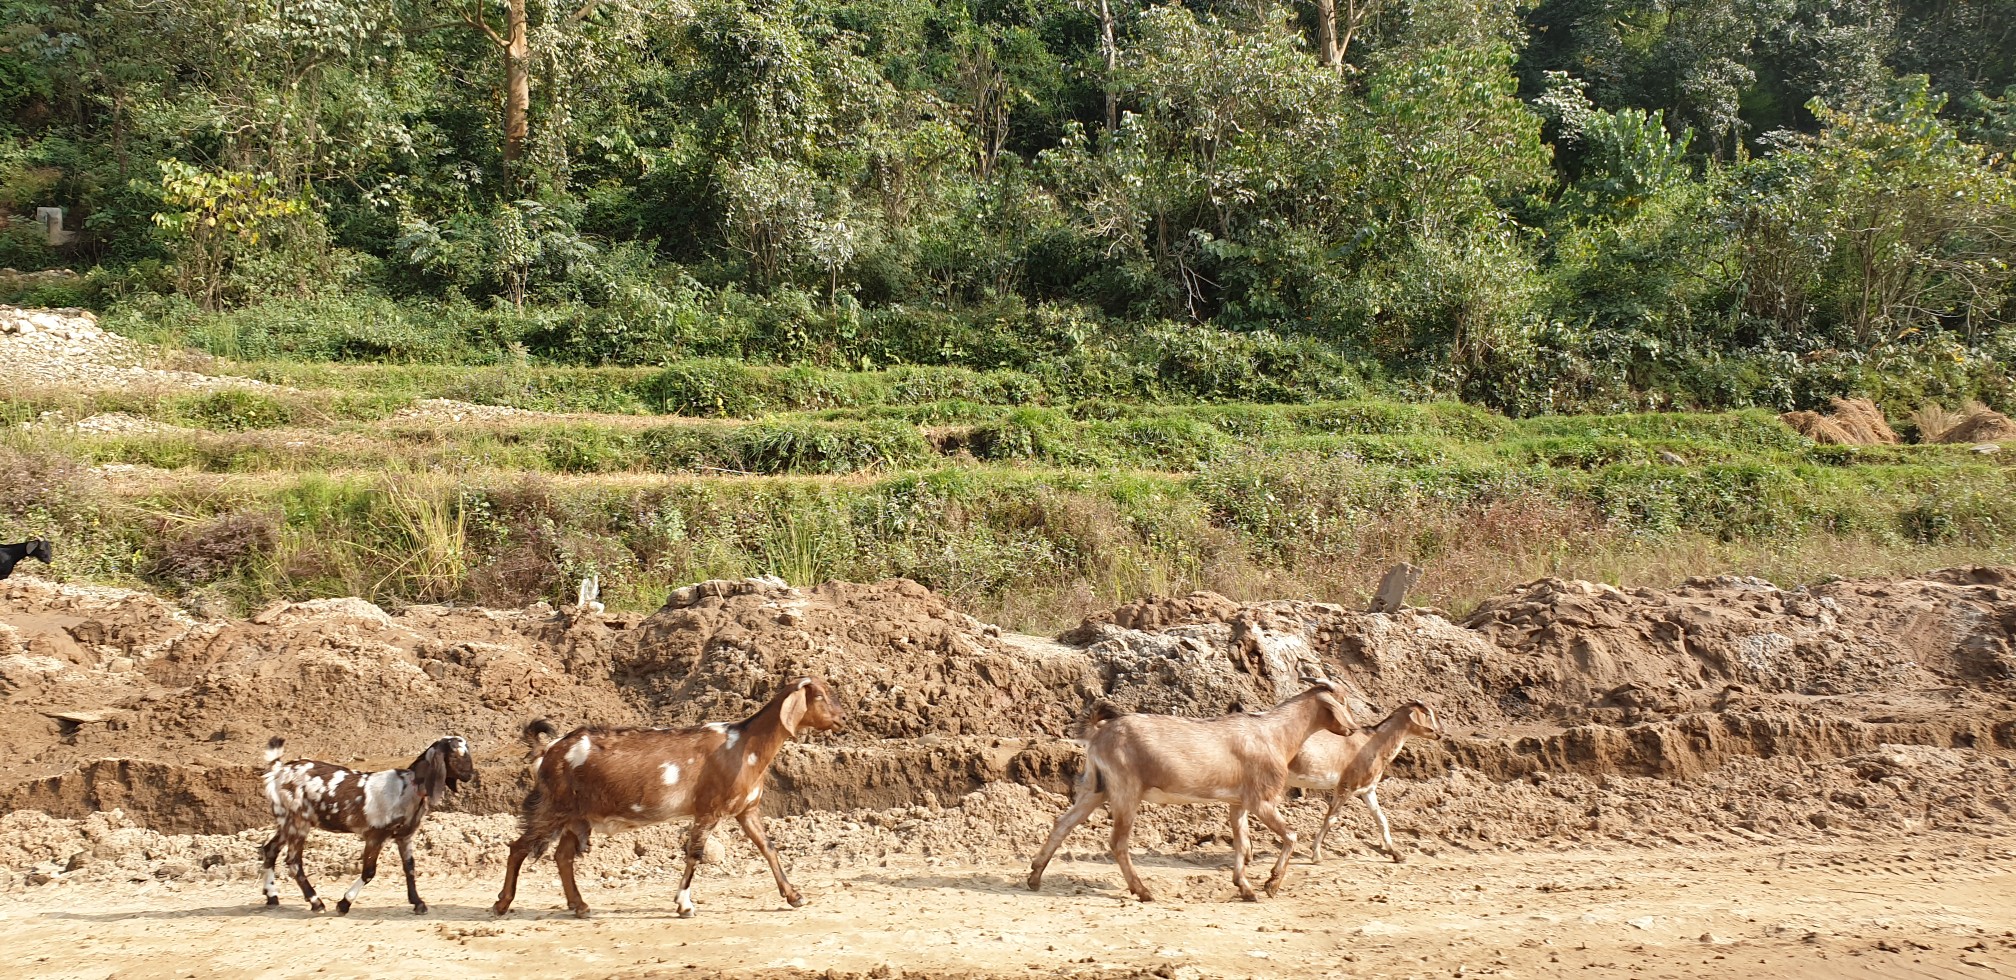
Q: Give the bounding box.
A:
[0,306,266,391]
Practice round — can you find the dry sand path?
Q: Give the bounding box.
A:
[4,832,2012,979]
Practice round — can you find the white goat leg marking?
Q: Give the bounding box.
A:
[344,876,369,903]
[1366,787,1395,852]
[566,736,592,769]
[661,762,681,785]
[676,887,695,915]
[262,867,277,898]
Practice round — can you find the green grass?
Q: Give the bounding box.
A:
[6,358,2013,626]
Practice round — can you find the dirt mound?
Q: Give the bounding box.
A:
[3,567,2014,842]
[1781,397,1899,445]
[611,577,1101,739]
[1061,591,1244,637]
[1463,572,2016,719]
[1933,407,2016,444]
[0,575,1106,831]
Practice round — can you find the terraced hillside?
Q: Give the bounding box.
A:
[4,307,2011,630]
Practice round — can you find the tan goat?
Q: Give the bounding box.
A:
[1248,699,1443,864]
[490,676,845,919]
[1026,679,1357,902]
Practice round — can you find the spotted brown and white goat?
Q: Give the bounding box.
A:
[491,676,845,919]
[259,734,475,914]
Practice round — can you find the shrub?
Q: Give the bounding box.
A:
[145,509,281,585]
[175,389,294,430]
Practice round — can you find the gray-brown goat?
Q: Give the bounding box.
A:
[490,676,845,919]
[1026,679,1357,902]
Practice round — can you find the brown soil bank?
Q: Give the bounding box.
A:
[2,568,2013,836]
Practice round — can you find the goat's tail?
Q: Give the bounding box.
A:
[263,736,286,773]
[1076,701,1127,740]
[522,718,560,758]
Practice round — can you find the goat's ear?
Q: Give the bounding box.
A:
[415,745,449,807]
[779,685,810,737]
[1317,693,1357,734]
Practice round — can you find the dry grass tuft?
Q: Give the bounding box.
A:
[1782,397,1899,445]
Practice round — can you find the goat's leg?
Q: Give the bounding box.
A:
[735,809,804,909]
[490,831,538,916]
[674,822,718,918]
[554,828,591,918]
[398,833,428,913]
[259,833,283,907]
[1108,802,1152,902]
[1228,805,1257,902]
[1026,789,1106,892]
[1363,786,1402,862]
[285,831,324,913]
[1310,791,1348,864]
[1250,800,1298,898]
[336,835,383,915]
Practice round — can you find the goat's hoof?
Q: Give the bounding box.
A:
[1025,872,1043,892]
[677,906,697,919]
[1263,881,1284,898]
[1386,850,1406,864]
[1237,889,1258,903]
[570,906,592,920]
[412,902,429,915]
[264,896,279,907]
[785,894,806,909]
[336,899,352,915]
[309,899,326,913]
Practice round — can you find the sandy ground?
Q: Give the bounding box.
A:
[3,831,2012,980]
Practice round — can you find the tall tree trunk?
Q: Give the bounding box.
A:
[1313,0,1341,68]
[1098,0,1118,133]
[503,0,531,192]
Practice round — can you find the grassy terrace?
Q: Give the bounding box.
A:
[3,359,2011,630]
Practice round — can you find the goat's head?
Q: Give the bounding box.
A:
[413,735,478,806]
[1299,675,1359,736]
[778,676,845,736]
[26,539,52,564]
[1399,699,1443,740]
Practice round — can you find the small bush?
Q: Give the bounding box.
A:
[146,510,281,585]
[729,420,931,474]
[175,389,294,430]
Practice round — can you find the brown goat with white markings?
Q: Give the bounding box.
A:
[259,735,475,914]
[1026,678,1357,903]
[491,676,845,919]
